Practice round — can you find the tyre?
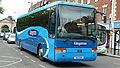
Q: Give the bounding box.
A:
[37,45,46,61]
[7,41,10,44]
[19,41,23,51]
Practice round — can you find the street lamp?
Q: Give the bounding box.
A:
[111,0,116,55]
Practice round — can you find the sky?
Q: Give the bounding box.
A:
[0,0,41,20]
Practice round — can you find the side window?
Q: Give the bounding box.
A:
[17,18,25,32]
[17,7,54,32]
[17,19,20,32]
[17,17,29,32]
[49,7,56,35]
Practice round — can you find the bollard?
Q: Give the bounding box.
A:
[113,31,117,55]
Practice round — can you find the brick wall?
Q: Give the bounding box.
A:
[48,0,112,21]
[29,0,114,21]
[84,0,112,21]
[116,0,120,20]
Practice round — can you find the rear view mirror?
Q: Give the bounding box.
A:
[96,11,106,23]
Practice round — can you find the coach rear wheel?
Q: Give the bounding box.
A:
[19,41,23,51]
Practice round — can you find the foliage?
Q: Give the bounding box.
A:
[0,0,4,14]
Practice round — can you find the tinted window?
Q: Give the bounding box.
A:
[17,9,50,32]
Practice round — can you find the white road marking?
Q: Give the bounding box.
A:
[30,59,36,63]
[20,52,23,55]
[2,40,47,68]
[3,41,6,43]
[16,50,19,52]
[12,48,15,50]
[24,55,29,58]
[0,60,15,63]
[0,56,22,68]
[111,57,120,60]
[38,64,46,68]
[113,63,120,66]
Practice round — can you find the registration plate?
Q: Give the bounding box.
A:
[74,56,84,59]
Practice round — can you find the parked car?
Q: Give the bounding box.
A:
[0,32,1,37]
[0,32,5,37]
[7,33,15,44]
[3,32,10,40]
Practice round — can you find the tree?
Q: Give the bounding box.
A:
[0,0,4,14]
[7,16,13,20]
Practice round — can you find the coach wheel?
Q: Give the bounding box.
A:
[38,45,46,61]
[19,41,23,51]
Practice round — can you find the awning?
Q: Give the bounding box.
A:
[2,28,9,31]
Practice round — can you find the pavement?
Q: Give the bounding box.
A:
[98,53,120,58]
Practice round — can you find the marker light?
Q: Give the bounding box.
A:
[55,48,66,53]
[92,48,97,52]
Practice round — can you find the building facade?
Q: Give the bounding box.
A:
[0,18,16,33]
[28,2,41,12]
[28,0,120,29]
[28,0,120,51]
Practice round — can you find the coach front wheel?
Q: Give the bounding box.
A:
[38,45,46,61]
